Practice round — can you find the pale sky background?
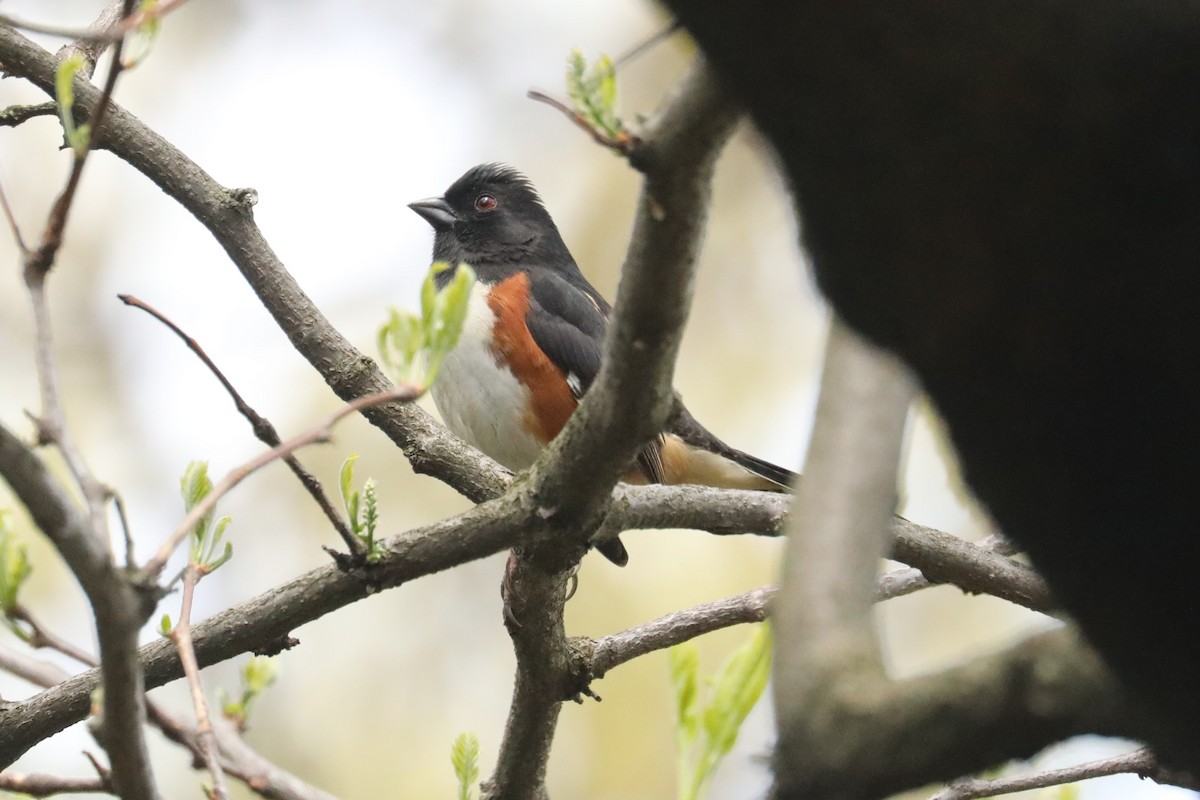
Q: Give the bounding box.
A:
[0,2,1189,799]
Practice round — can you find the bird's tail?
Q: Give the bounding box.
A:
[722,447,796,490]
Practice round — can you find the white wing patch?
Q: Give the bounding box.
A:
[566,371,585,399]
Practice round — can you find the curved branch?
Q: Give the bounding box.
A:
[0,21,509,506]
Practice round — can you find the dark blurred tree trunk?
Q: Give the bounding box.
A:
[664,0,1200,772]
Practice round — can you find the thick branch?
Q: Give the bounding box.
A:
[773,319,919,799]
[0,497,526,768]
[0,420,156,798]
[484,60,740,799]
[527,59,741,526]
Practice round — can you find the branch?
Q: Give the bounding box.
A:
[931,747,1196,800]
[0,771,109,797]
[168,564,230,799]
[0,421,156,799]
[586,586,773,678]
[0,0,193,47]
[484,60,740,800]
[772,318,919,798]
[0,496,527,768]
[117,293,361,558]
[0,101,57,129]
[0,22,513,505]
[0,644,338,800]
[610,484,1054,612]
[140,386,415,580]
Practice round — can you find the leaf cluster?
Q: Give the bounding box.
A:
[669,624,773,800]
[0,510,32,641]
[221,655,280,731]
[566,49,622,139]
[339,454,384,563]
[180,461,232,573]
[450,732,481,800]
[378,261,475,390]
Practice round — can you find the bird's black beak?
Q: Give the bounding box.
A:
[408,197,457,231]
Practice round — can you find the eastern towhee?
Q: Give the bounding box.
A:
[409,163,796,565]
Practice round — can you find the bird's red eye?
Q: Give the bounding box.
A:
[474,193,498,212]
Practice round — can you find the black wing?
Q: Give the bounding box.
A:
[525,270,667,484]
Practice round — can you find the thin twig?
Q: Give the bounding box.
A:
[0,770,109,797]
[23,0,138,554]
[0,0,193,44]
[10,604,98,666]
[526,89,640,156]
[612,21,684,68]
[0,101,58,129]
[26,1,130,279]
[930,748,1192,800]
[0,641,335,800]
[170,563,230,800]
[112,492,136,567]
[140,386,420,579]
[0,173,28,253]
[117,293,362,558]
[588,586,773,678]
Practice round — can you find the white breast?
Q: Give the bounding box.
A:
[430,282,545,471]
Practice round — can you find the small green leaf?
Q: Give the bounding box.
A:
[158,613,173,635]
[377,309,423,385]
[0,511,32,616]
[205,541,233,573]
[451,732,480,800]
[596,54,617,111]
[223,656,279,729]
[55,55,89,155]
[339,454,358,502]
[243,655,279,695]
[425,263,475,384]
[339,453,360,533]
[669,643,701,746]
[180,461,234,570]
[379,261,475,389]
[671,625,773,800]
[701,624,772,759]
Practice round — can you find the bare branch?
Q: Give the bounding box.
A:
[0,419,157,799]
[0,174,28,253]
[930,747,1197,800]
[0,101,58,129]
[485,60,740,799]
[0,0,193,48]
[773,319,919,798]
[210,716,340,800]
[118,293,361,559]
[0,770,110,797]
[587,586,772,678]
[0,642,336,800]
[0,495,527,767]
[168,564,230,799]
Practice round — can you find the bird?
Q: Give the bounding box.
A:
[408,163,796,565]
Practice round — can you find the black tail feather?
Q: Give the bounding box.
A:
[725,448,797,490]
